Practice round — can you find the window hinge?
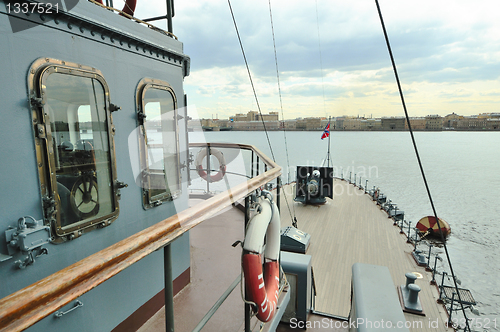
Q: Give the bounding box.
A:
[138,111,147,124]
[36,124,46,139]
[30,97,44,108]
[43,196,56,223]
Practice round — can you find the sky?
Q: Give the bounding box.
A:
[133,0,500,120]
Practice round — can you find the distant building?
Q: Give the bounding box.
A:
[343,117,362,130]
[381,117,406,130]
[256,112,279,121]
[486,118,500,130]
[478,112,500,119]
[230,110,278,122]
[282,119,297,130]
[425,115,443,131]
[230,121,279,131]
[361,118,382,130]
[405,117,426,130]
[334,117,344,130]
[442,113,461,128]
[296,117,322,130]
[190,111,500,132]
[452,116,488,130]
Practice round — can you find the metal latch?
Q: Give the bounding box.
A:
[115,180,128,200]
[5,216,51,269]
[109,103,121,113]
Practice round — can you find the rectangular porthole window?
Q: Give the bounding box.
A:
[136,79,181,208]
[29,58,119,241]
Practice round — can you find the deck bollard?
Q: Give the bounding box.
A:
[407,284,421,305]
[401,273,423,312]
[405,272,417,287]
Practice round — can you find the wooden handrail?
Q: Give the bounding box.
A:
[0,143,280,332]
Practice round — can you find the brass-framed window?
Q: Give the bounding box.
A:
[29,58,119,241]
[136,78,181,209]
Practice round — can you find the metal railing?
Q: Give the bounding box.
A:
[0,143,281,332]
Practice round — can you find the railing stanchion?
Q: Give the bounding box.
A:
[251,151,254,178]
[164,244,174,332]
[277,176,281,213]
[244,195,251,332]
[206,146,211,193]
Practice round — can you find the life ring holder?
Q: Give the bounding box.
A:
[242,191,281,322]
[195,147,226,183]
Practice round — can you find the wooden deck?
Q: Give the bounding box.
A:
[138,179,452,332]
[278,179,452,332]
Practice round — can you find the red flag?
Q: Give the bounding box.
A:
[321,123,330,140]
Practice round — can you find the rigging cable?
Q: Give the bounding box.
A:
[375,1,471,330]
[315,1,333,170]
[227,0,276,163]
[315,0,327,118]
[267,0,297,228]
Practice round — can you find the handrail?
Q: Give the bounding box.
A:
[88,0,178,40]
[0,143,281,332]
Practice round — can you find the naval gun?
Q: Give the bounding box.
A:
[294,166,333,205]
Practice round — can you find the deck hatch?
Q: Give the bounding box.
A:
[28,58,119,241]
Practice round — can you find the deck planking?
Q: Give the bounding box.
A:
[138,179,452,332]
[279,179,452,332]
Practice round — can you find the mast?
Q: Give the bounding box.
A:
[327,116,331,167]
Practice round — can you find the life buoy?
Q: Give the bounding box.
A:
[242,192,281,322]
[120,0,137,17]
[93,0,136,17]
[195,148,226,183]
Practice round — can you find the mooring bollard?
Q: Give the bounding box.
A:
[405,272,417,287]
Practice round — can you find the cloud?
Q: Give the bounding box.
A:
[133,0,500,118]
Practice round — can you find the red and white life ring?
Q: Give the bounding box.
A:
[242,192,281,322]
[195,148,226,183]
[93,0,137,17]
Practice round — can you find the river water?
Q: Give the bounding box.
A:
[193,130,499,330]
